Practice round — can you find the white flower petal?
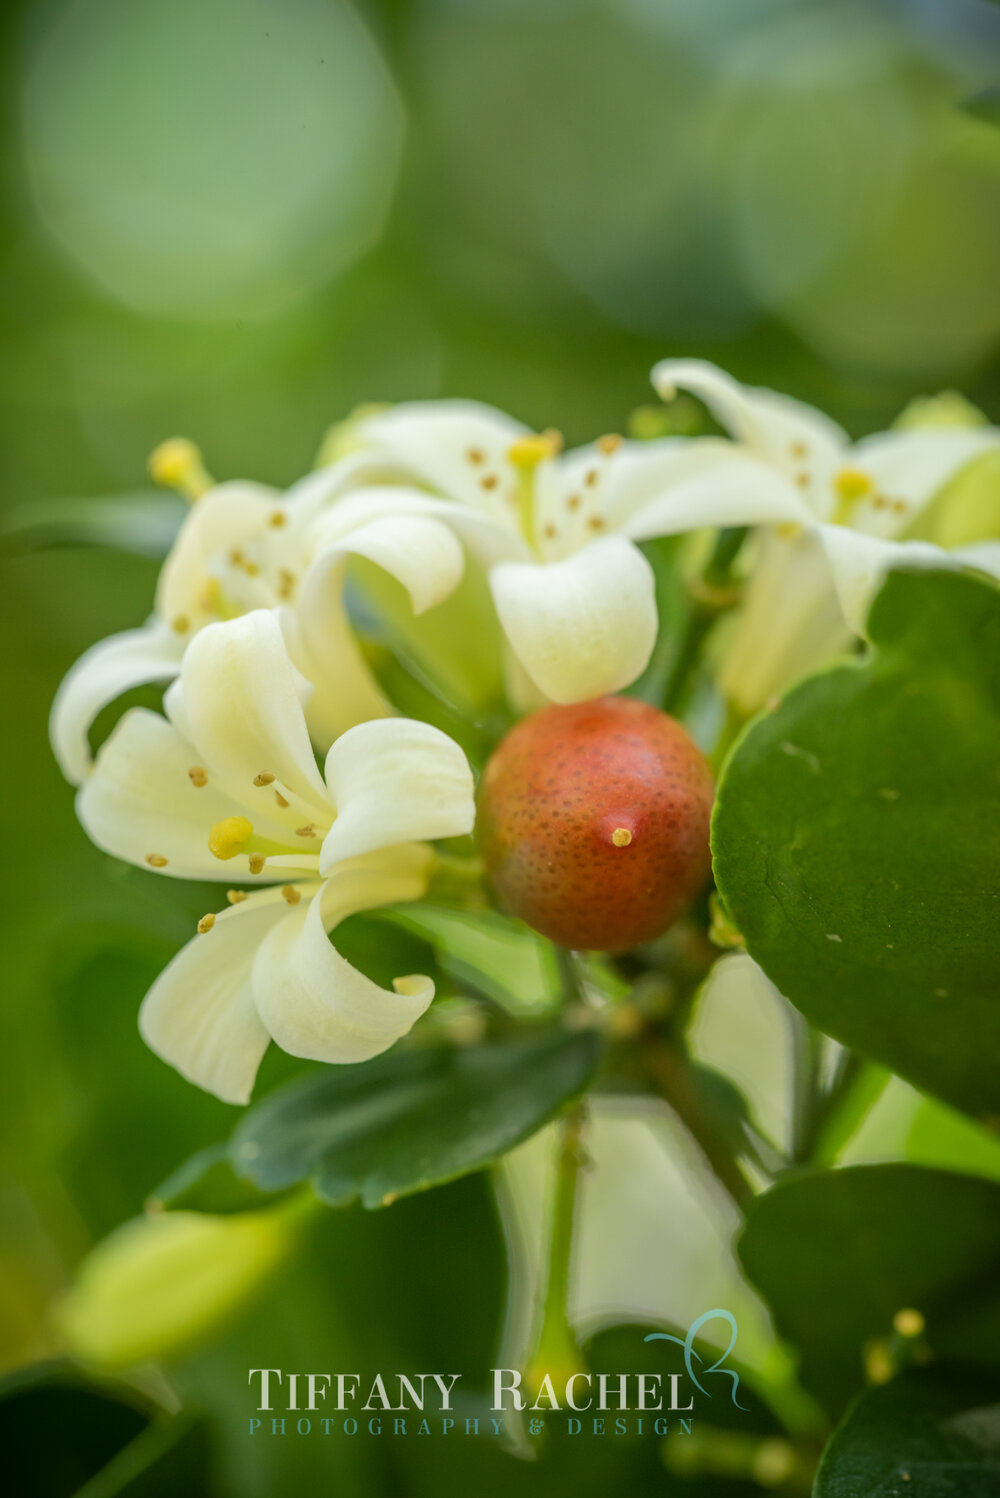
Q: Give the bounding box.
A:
[852,428,1000,524]
[320,718,475,870]
[619,450,811,541]
[155,482,280,623]
[324,400,530,510]
[954,540,1000,580]
[489,537,657,702]
[305,486,527,569]
[651,358,847,470]
[816,524,958,636]
[252,860,434,1065]
[139,890,291,1103]
[174,612,329,816]
[50,621,185,784]
[78,707,271,880]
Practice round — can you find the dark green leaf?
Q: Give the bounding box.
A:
[712,569,1000,1119]
[0,1363,148,1497]
[231,1030,602,1208]
[738,1164,1000,1415]
[0,494,185,559]
[146,1143,291,1215]
[815,1366,1000,1498]
[74,1413,212,1498]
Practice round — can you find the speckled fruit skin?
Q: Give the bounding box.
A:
[478,696,714,952]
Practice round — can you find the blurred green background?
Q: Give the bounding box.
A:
[1,0,999,1493]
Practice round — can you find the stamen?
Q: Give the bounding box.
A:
[479,474,499,491]
[507,431,563,469]
[834,467,874,503]
[587,515,605,531]
[466,447,485,465]
[248,853,266,875]
[170,614,190,635]
[267,510,287,528]
[148,437,212,501]
[145,853,168,868]
[893,1308,925,1339]
[253,772,275,786]
[277,569,296,600]
[243,559,260,577]
[295,824,318,839]
[795,472,811,489]
[542,523,557,540]
[584,468,599,488]
[274,790,290,808]
[597,433,622,455]
[208,816,253,860]
[227,889,249,904]
[282,885,302,905]
[610,828,632,848]
[790,440,809,459]
[188,766,208,787]
[566,493,581,512]
[229,547,245,565]
[197,912,216,934]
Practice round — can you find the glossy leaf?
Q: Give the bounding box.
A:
[713,569,1000,1119]
[231,1030,602,1208]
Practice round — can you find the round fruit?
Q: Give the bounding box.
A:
[478,696,714,952]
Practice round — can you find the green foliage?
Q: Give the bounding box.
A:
[738,1164,1000,1415]
[815,1367,1000,1497]
[379,903,561,1015]
[231,1030,602,1207]
[146,1144,291,1216]
[0,494,184,560]
[712,569,1000,1119]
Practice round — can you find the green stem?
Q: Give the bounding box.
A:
[789,1014,825,1164]
[663,527,748,717]
[526,1101,588,1387]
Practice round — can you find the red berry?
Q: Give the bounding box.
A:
[478,696,714,952]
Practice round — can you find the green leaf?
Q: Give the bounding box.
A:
[712,568,1000,1119]
[738,1164,1000,1415]
[815,1367,1000,1497]
[0,493,185,559]
[379,903,561,1015]
[146,1143,292,1215]
[231,1030,602,1208]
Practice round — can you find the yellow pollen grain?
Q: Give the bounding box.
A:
[834,466,874,503]
[243,559,260,577]
[584,468,599,488]
[188,766,208,787]
[227,889,248,904]
[268,510,287,528]
[466,447,485,465]
[249,853,266,875]
[277,568,296,600]
[893,1308,925,1339]
[208,815,253,860]
[479,474,499,491]
[145,853,168,868]
[542,523,557,540]
[197,913,216,934]
[611,827,632,847]
[566,493,581,512]
[228,547,245,566]
[295,824,318,839]
[148,437,211,500]
[790,440,808,459]
[282,885,302,905]
[170,614,190,635]
[253,771,275,786]
[597,433,622,455]
[891,498,908,514]
[795,471,811,489]
[587,514,605,531]
[274,790,290,808]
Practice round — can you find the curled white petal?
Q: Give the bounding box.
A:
[174,612,329,814]
[321,718,475,870]
[155,481,280,623]
[490,537,657,703]
[252,859,434,1065]
[139,890,291,1104]
[50,621,185,785]
[620,451,811,541]
[852,427,1000,522]
[816,525,958,636]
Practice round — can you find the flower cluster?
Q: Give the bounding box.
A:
[52,361,1000,1103]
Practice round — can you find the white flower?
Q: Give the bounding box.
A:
[77,610,475,1104]
[651,359,1000,711]
[295,400,810,709]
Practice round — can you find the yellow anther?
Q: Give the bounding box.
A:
[834,466,874,503]
[170,614,190,635]
[253,772,275,787]
[542,522,557,540]
[295,825,318,839]
[795,471,811,488]
[227,889,248,904]
[566,493,581,512]
[148,438,212,500]
[893,1308,925,1339]
[208,816,253,861]
[584,467,599,488]
[277,569,296,600]
[274,790,289,808]
[507,431,563,470]
[587,514,605,531]
[282,885,302,905]
[197,912,216,934]
[597,433,622,455]
[188,766,208,788]
[145,853,168,868]
[864,1340,893,1386]
[611,827,632,848]
[228,547,245,565]
[267,510,287,528]
[243,559,260,577]
[248,853,266,875]
[479,474,499,491]
[466,447,485,465]
[790,440,809,459]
